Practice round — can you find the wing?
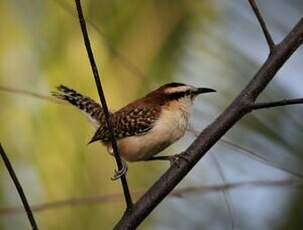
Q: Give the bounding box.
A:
[89,106,160,143]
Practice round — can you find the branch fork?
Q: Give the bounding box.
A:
[249,98,303,111]
[248,0,276,53]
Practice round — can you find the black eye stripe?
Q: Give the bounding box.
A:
[167,91,190,100]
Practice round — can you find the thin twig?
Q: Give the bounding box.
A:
[211,154,235,230]
[0,179,301,215]
[171,179,303,196]
[53,0,154,88]
[74,0,133,210]
[0,85,61,104]
[220,139,303,178]
[0,144,38,230]
[0,191,142,215]
[248,0,275,52]
[187,127,303,179]
[250,98,303,110]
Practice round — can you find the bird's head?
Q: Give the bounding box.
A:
[147,82,216,107]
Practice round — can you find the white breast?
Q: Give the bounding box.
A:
[112,99,192,161]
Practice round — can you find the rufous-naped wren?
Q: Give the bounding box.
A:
[52,83,215,178]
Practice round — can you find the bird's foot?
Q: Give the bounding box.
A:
[111,159,128,181]
[168,152,190,166]
[146,152,190,167]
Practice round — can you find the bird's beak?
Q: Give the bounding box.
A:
[194,87,216,95]
[87,134,99,145]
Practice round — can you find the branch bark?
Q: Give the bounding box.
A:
[250,98,303,110]
[248,0,275,52]
[114,14,303,229]
[0,144,38,230]
[74,0,133,210]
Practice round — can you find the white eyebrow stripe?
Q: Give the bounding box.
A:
[164,85,193,94]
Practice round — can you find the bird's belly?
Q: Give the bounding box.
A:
[114,108,189,161]
[117,136,171,161]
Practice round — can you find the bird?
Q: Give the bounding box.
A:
[52,83,216,179]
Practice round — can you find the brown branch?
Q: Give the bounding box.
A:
[0,179,301,215]
[249,98,303,110]
[248,0,276,52]
[114,16,303,229]
[74,0,133,210]
[0,144,38,230]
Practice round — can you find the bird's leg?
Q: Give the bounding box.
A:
[146,152,190,166]
[111,159,128,181]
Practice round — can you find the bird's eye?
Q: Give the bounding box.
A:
[185,90,191,96]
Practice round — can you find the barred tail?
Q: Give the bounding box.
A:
[52,85,104,128]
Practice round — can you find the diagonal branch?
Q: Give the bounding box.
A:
[248,0,275,52]
[249,98,303,110]
[0,144,38,230]
[115,17,303,229]
[74,0,133,210]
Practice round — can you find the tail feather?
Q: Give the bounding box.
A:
[52,85,105,128]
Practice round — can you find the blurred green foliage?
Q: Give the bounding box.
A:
[0,0,215,229]
[0,0,302,229]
